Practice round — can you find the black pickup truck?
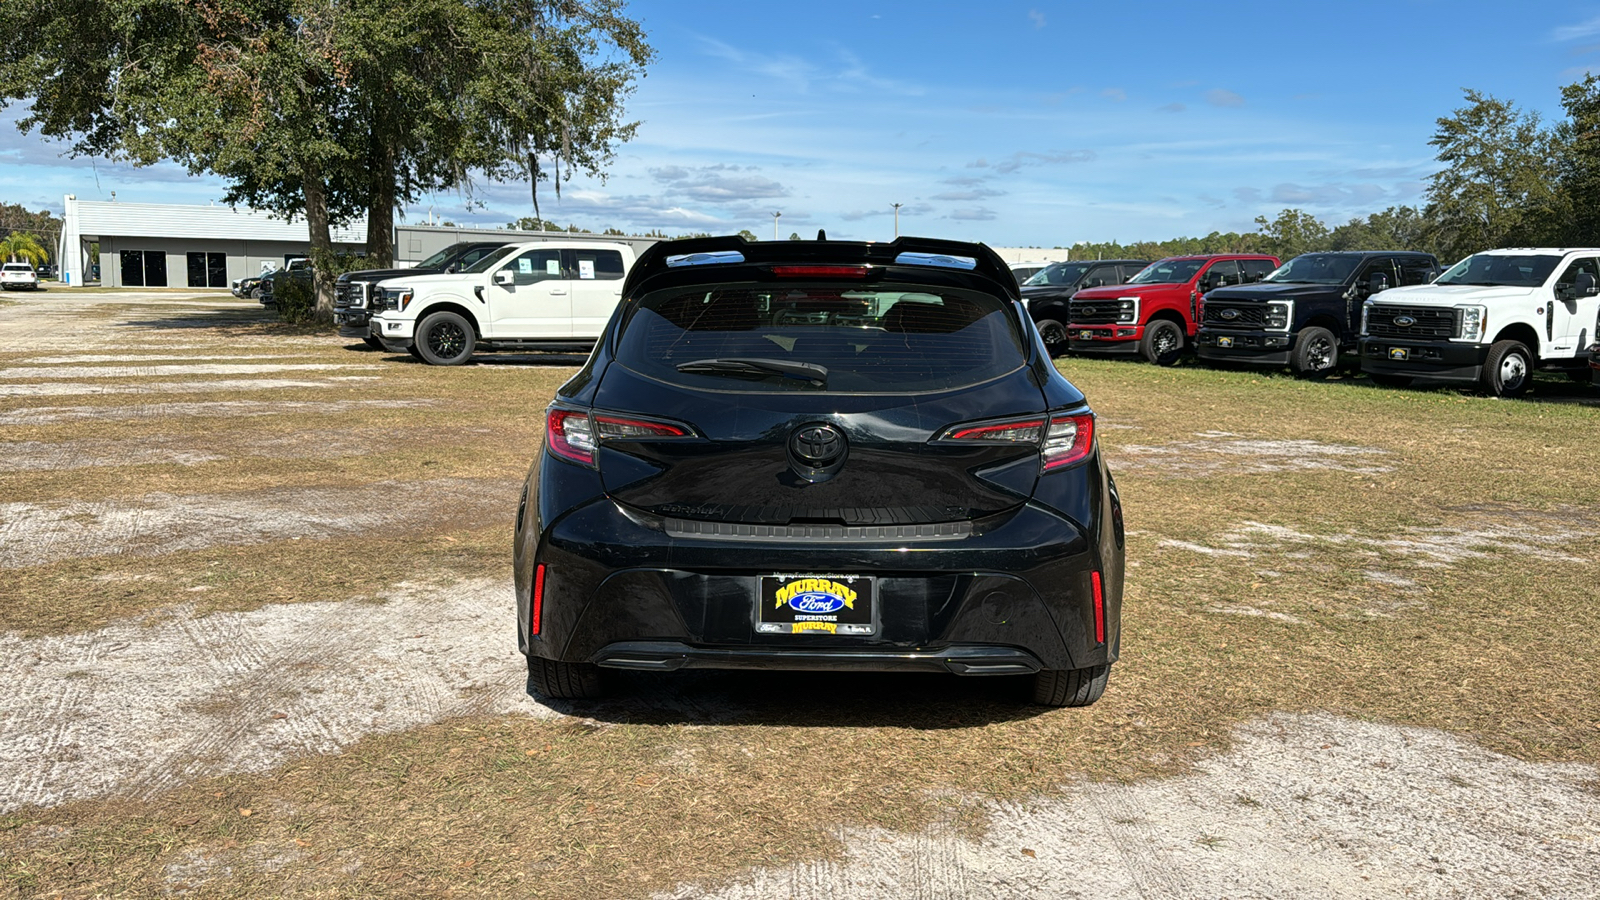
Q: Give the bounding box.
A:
[333,241,510,346]
[1020,259,1150,353]
[1196,251,1440,376]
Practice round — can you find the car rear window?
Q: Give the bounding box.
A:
[616,283,1027,393]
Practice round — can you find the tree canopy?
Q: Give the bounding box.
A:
[0,0,652,316]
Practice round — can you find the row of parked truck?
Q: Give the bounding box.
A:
[1021,248,1600,397]
[327,237,1600,397]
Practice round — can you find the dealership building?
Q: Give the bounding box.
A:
[57,195,658,288]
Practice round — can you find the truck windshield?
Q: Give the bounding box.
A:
[1023,262,1092,286]
[1127,260,1203,284]
[1435,253,1561,288]
[1264,254,1358,285]
[462,246,520,274]
[416,244,470,269]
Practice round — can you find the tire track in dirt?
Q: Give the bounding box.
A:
[658,714,1600,900]
[0,478,519,568]
[0,363,380,379]
[0,399,437,427]
[0,377,377,397]
[0,578,547,813]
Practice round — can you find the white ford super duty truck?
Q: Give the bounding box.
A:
[1359,247,1600,396]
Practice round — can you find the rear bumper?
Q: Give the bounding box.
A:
[1196,329,1293,365]
[594,642,1043,676]
[1359,338,1487,384]
[519,492,1122,675]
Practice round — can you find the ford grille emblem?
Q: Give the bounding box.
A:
[1395,316,1416,327]
[1219,308,1239,320]
[1081,307,1095,315]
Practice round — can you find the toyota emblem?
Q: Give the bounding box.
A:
[791,424,844,466]
[1394,315,1416,327]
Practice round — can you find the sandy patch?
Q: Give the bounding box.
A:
[0,477,519,568]
[0,377,377,397]
[18,354,306,365]
[0,399,438,426]
[0,577,544,813]
[659,712,1600,900]
[0,429,426,472]
[0,363,379,380]
[1118,431,1391,477]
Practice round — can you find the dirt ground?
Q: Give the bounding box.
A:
[0,287,1597,898]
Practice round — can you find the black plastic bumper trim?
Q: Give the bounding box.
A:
[591,641,1044,675]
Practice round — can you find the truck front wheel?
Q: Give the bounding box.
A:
[1481,340,1532,397]
[415,311,476,366]
[1036,319,1068,356]
[1292,326,1338,377]
[1139,319,1184,365]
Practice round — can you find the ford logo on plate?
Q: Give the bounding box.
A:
[1395,316,1416,327]
[1219,308,1239,320]
[788,591,847,614]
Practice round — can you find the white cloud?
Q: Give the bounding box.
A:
[1028,9,1047,29]
[1206,89,1245,108]
[1552,14,1600,42]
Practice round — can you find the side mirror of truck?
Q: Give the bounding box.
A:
[492,270,515,287]
[1577,272,1598,296]
[1368,273,1390,294]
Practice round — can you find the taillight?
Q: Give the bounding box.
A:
[770,265,869,279]
[940,412,1095,472]
[546,408,694,467]
[531,563,546,636]
[1041,413,1094,471]
[546,409,597,466]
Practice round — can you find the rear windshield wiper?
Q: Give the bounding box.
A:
[675,357,828,387]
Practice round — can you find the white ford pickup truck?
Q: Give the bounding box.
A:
[370,240,636,365]
[1358,247,1600,396]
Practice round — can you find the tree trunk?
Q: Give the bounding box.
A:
[302,176,337,324]
[365,160,396,268]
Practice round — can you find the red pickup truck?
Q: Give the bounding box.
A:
[1066,254,1280,364]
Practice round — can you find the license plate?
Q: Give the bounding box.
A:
[1389,347,1409,360]
[758,574,876,635]
[1217,336,1234,348]
[1078,330,1094,340]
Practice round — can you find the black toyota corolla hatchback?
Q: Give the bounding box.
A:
[513,236,1125,706]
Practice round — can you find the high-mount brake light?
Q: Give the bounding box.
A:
[1041,413,1095,471]
[593,413,692,440]
[770,265,869,278]
[546,408,597,466]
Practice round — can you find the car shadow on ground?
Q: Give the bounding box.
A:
[115,307,280,332]
[541,668,1051,730]
[1343,372,1600,406]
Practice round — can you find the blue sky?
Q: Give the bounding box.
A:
[3,1,1600,246]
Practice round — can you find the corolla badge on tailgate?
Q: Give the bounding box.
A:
[776,578,858,614]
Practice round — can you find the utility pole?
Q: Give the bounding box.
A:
[772,211,782,241]
[891,203,903,238]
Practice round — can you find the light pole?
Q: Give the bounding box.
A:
[891,203,902,238]
[772,211,782,241]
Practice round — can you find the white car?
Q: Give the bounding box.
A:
[1,263,40,291]
[370,240,637,365]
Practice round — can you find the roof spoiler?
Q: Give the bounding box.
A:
[622,235,1020,299]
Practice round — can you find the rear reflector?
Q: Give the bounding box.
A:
[1091,571,1104,644]
[770,265,868,278]
[531,563,546,636]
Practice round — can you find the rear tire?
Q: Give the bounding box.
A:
[363,335,383,350]
[1291,326,1338,377]
[1035,319,1068,357]
[1031,664,1110,707]
[415,311,476,366]
[1139,319,1184,365]
[527,656,607,700]
[1480,340,1533,397]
